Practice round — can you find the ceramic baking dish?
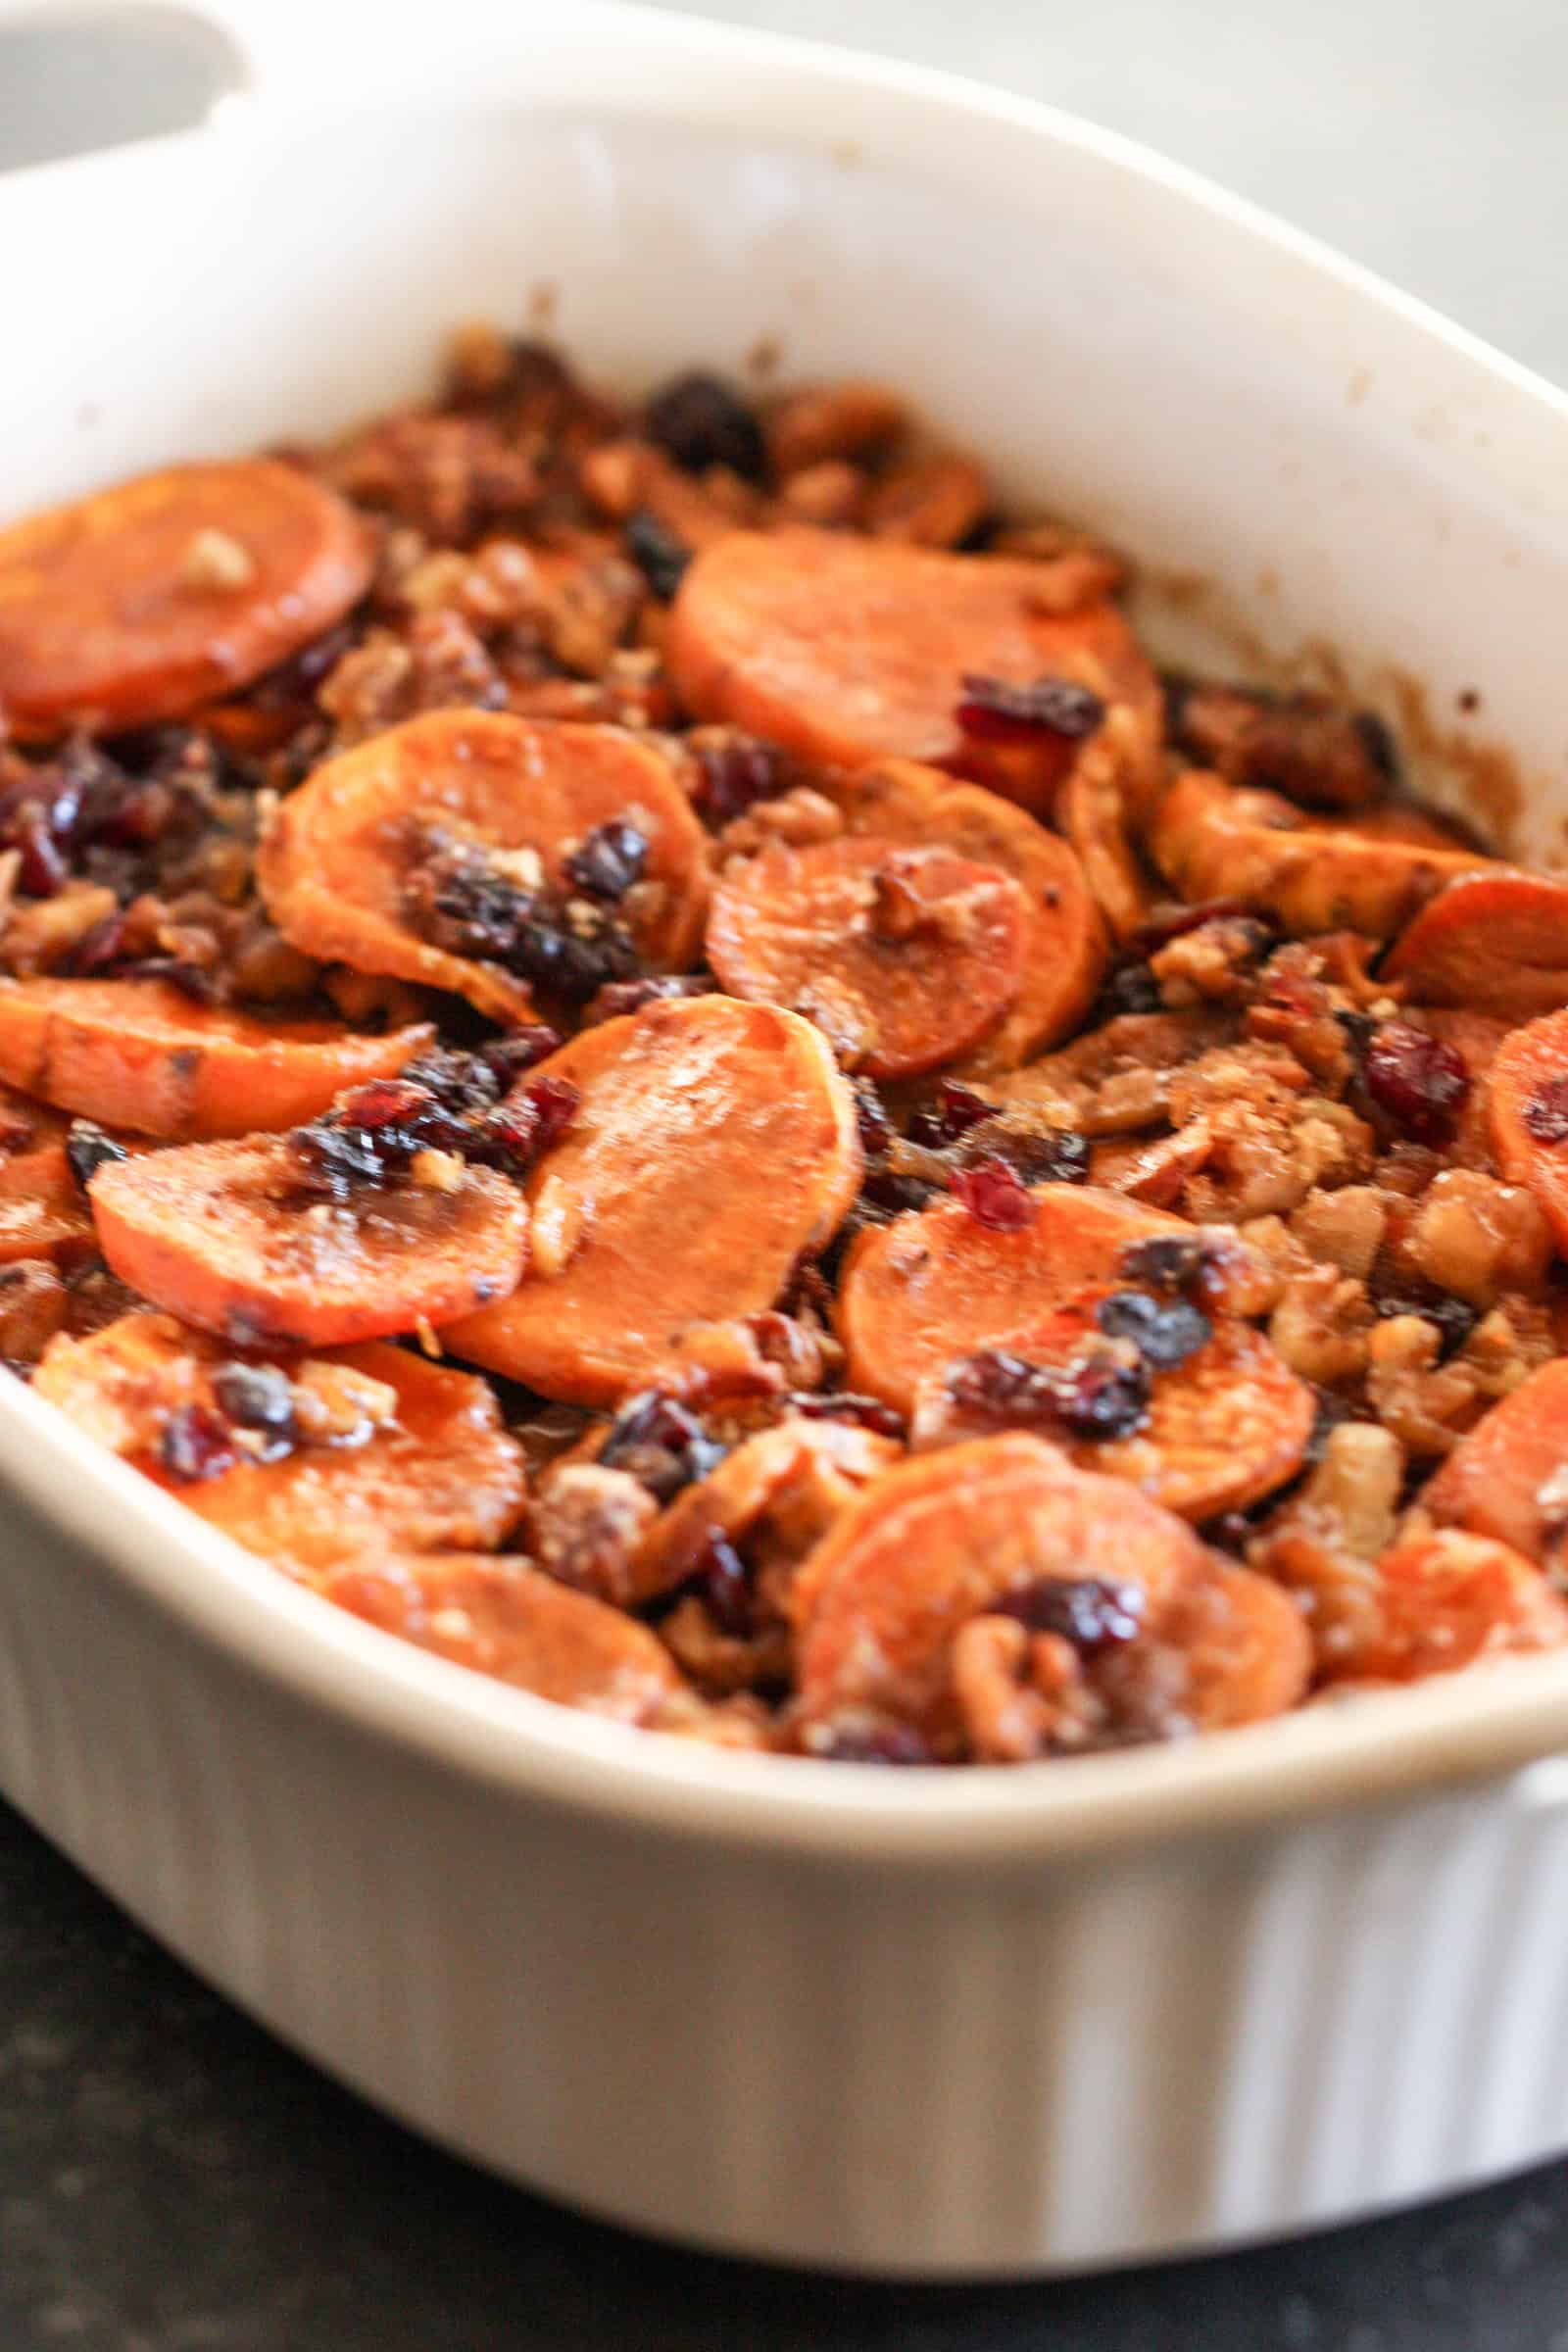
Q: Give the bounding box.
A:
[6,0,1568,2278]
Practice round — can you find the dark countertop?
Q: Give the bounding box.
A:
[3,1796,1567,2352]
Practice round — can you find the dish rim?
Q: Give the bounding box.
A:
[5,5,1568,1869]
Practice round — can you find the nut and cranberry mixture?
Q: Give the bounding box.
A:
[2,330,1566,1763]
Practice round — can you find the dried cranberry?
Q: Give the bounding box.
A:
[852,1077,894,1157]
[599,1391,725,1502]
[116,957,219,1004]
[516,1074,580,1154]
[584,974,713,1025]
[509,912,640,1004]
[483,1028,564,1083]
[787,1392,906,1439]
[210,1362,298,1458]
[814,1721,934,1766]
[950,1157,1036,1231]
[1372,1286,1477,1361]
[696,1531,753,1639]
[955,673,1105,745]
[1353,710,1397,780]
[692,736,784,826]
[624,509,690,602]
[1094,962,1162,1020]
[292,1119,400,1195]
[1363,1020,1469,1145]
[65,1120,128,1194]
[337,1079,441,1133]
[1096,1289,1211,1369]
[966,1126,1090,1188]
[947,1347,1151,1443]
[13,811,67,898]
[1117,1234,1211,1298]
[69,911,128,976]
[905,1081,994,1151]
[994,1576,1145,1650]
[159,1403,239,1484]
[564,819,649,903]
[645,370,766,481]
[1523,1076,1568,1144]
[1051,1351,1152,1441]
[860,1166,940,1218]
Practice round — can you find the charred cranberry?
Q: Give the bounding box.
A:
[1523,1076,1568,1144]
[512,913,640,1004]
[645,370,766,481]
[584,974,713,1025]
[159,1403,239,1484]
[624,508,690,602]
[950,1156,1036,1231]
[956,673,1105,745]
[292,1119,399,1195]
[813,1720,934,1765]
[905,1080,995,1151]
[1364,1020,1469,1145]
[599,1390,725,1502]
[861,1167,940,1218]
[211,1361,298,1457]
[787,1392,906,1439]
[1371,1285,1477,1361]
[13,811,67,898]
[691,736,784,826]
[1096,1289,1211,1369]
[994,1575,1145,1649]
[65,1120,128,1194]
[1353,709,1397,780]
[564,819,649,903]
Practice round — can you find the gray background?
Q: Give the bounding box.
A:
[650,0,1568,387]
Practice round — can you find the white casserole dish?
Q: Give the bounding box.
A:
[6,0,1568,2278]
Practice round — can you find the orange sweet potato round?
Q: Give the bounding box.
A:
[0,460,371,737]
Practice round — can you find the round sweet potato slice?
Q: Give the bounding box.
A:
[1317,1530,1568,1685]
[1149,771,1491,939]
[1155,1560,1312,1727]
[0,461,371,738]
[707,836,1029,1077]
[836,1184,1272,1416]
[913,1303,1314,1522]
[829,760,1107,1066]
[257,709,709,1025]
[89,1135,527,1348]
[665,528,1157,802]
[318,1551,688,1721]
[1420,1358,1568,1564]
[0,976,433,1141]
[33,1312,525,1572]
[1488,1008,1568,1249]
[1385,870,1568,1023]
[791,1433,1209,1747]
[0,1143,95,1267]
[443,995,861,1405]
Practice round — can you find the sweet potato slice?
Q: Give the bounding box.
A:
[257,709,709,1024]
[1385,871,1568,1022]
[444,995,861,1405]
[1316,1530,1568,1684]
[1154,1560,1312,1726]
[33,1312,525,1572]
[707,837,1029,1077]
[1149,771,1490,938]
[829,760,1107,1066]
[0,1142,96,1267]
[1487,1008,1568,1248]
[0,976,432,1141]
[665,528,1157,802]
[318,1552,688,1721]
[791,1433,1209,1748]
[88,1134,527,1348]
[0,460,371,738]
[836,1184,1271,1415]
[1420,1358,1568,1564]
[912,1303,1314,1521]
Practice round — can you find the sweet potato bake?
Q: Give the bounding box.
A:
[1,330,1565,1766]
